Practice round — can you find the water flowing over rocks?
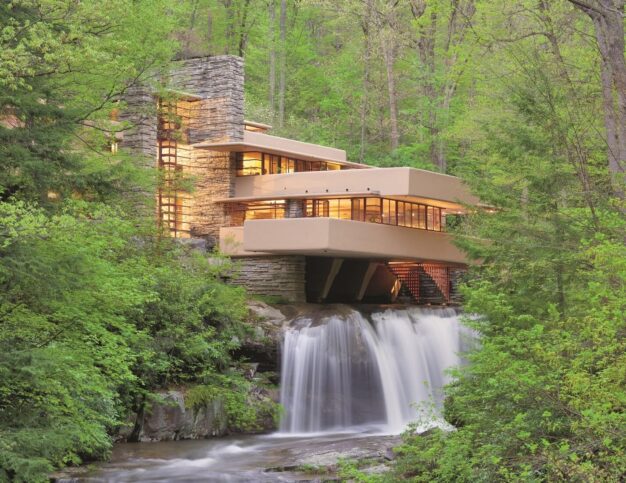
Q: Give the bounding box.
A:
[279,305,469,434]
[89,303,471,481]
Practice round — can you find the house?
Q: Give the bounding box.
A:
[120,55,477,304]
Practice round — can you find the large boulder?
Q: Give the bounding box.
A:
[127,391,228,442]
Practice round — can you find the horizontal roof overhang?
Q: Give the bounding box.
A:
[244,120,272,130]
[192,130,368,169]
[238,218,469,265]
[229,167,480,209]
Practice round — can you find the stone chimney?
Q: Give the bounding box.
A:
[120,56,245,246]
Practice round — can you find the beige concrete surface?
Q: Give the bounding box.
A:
[193,130,368,167]
[219,226,272,256]
[240,218,468,264]
[232,167,478,209]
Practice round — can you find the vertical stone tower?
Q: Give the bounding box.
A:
[120,55,244,247]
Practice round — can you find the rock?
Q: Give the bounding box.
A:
[263,434,402,477]
[232,301,287,376]
[247,300,288,326]
[129,390,228,442]
[384,447,396,461]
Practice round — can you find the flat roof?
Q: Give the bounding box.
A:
[244,120,273,130]
[192,130,369,169]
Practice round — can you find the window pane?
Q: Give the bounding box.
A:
[271,155,280,174]
[328,199,339,219]
[244,201,285,220]
[305,200,313,217]
[433,207,441,231]
[365,198,381,223]
[338,199,351,219]
[382,199,391,224]
[415,205,424,229]
[315,200,329,217]
[236,152,262,176]
[352,198,364,221]
[427,206,434,230]
[262,153,270,175]
[397,202,405,226]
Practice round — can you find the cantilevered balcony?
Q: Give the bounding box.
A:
[227,167,479,209]
[220,218,467,265]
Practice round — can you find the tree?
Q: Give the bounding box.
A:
[567,0,626,199]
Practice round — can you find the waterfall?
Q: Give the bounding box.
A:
[279,306,469,434]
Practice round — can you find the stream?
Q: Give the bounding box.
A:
[80,306,469,482]
[81,430,401,482]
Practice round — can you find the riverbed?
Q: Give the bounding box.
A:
[80,429,402,482]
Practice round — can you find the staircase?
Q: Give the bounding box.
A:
[387,262,461,305]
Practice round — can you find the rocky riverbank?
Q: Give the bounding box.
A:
[53,432,402,482]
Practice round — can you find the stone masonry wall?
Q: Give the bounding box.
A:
[120,56,307,301]
[120,56,244,247]
[118,85,158,167]
[234,256,306,303]
[168,56,244,144]
[169,56,244,246]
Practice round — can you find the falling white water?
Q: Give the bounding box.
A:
[279,306,470,434]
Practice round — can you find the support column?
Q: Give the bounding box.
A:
[319,258,344,302]
[356,262,379,301]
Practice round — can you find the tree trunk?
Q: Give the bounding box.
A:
[237,0,252,57]
[269,0,276,115]
[359,0,374,162]
[382,34,399,150]
[223,0,234,54]
[206,9,213,54]
[569,0,626,198]
[182,0,200,58]
[412,2,439,167]
[277,0,287,127]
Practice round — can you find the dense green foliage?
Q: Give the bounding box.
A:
[1,0,625,481]
[0,2,257,481]
[210,0,626,481]
[0,202,248,481]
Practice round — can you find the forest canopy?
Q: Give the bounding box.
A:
[1,0,625,481]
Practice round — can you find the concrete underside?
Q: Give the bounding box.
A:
[232,254,464,305]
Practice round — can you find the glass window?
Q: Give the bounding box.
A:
[397,202,405,227]
[352,198,364,221]
[244,201,285,221]
[338,199,351,219]
[390,200,397,225]
[365,198,381,223]
[262,153,270,174]
[236,152,263,176]
[432,207,441,231]
[305,200,314,217]
[417,205,426,229]
[427,206,434,230]
[382,199,392,224]
[316,200,329,217]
